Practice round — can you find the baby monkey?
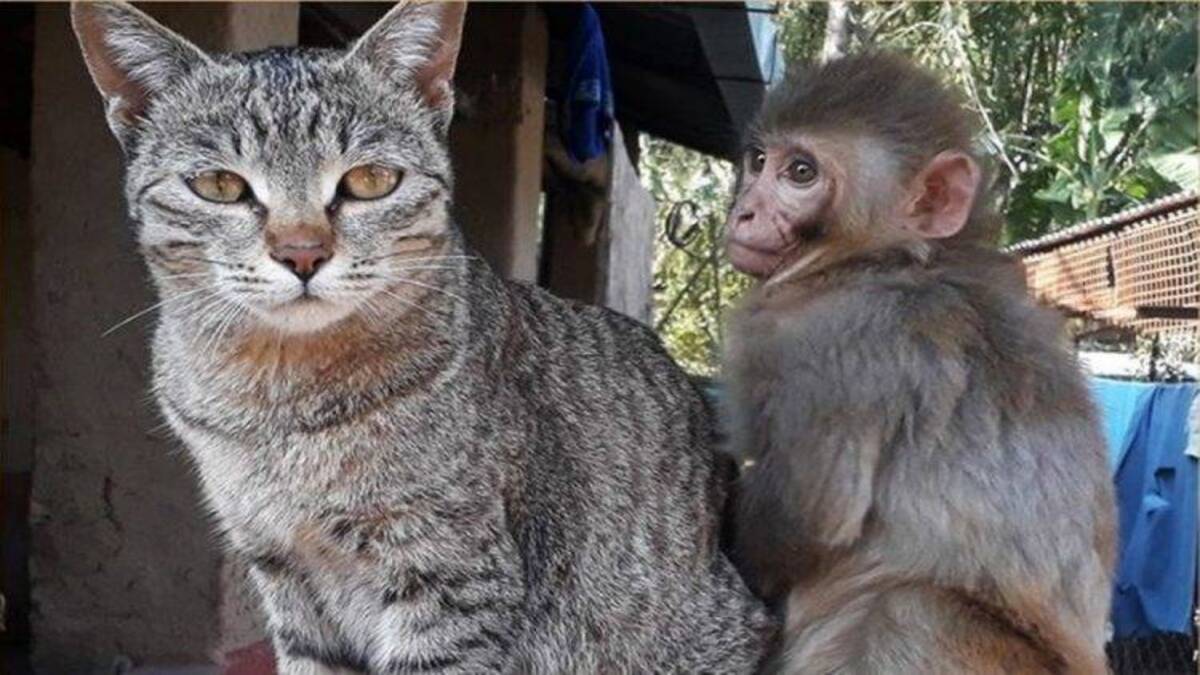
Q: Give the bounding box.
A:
[723,53,1116,674]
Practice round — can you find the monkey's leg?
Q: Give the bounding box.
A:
[778,584,1066,675]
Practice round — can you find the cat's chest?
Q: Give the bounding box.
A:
[170,404,489,534]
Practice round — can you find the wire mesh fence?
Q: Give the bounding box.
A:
[1107,631,1197,675]
[1012,191,1200,338]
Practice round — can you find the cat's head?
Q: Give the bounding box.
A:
[72,1,466,334]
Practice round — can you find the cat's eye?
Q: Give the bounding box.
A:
[783,157,818,186]
[339,165,401,201]
[188,170,249,203]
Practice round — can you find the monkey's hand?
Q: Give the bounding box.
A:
[728,285,970,597]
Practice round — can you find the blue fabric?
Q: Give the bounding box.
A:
[1096,378,1197,638]
[1091,378,1157,470]
[560,4,613,163]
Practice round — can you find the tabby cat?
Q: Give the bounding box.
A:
[71,2,773,673]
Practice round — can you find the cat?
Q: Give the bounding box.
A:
[70,1,774,673]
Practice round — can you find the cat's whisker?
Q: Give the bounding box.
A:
[200,300,245,359]
[356,253,481,266]
[372,264,463,275]
[209,300,245,339]
[156,272,213,280]
[172,255,245,269]
[358,295,389,331]
[103,286,215,336]
[380,276,466,304]
[375,288,453,326]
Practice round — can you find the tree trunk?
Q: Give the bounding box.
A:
[821,1,853,62]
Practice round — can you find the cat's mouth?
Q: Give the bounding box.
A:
[256,292,356,334]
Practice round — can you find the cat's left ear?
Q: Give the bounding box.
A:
[346,1,467,129]
[71,1,211,150]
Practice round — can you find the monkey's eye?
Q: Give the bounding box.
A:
[745,147,767,175]
[188,170,249,203]
[783,158,818,186]
[339,165,402,200]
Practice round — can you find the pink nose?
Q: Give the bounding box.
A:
[268,228,333,283]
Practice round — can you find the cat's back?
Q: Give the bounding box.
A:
[494,279,774,672]
[503,279,708,442]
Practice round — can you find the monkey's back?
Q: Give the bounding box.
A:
[728,249,1116,674]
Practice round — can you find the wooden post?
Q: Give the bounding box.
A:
[542,124,657,324]
[450,5,548,282]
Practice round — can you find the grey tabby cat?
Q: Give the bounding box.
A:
[71,1,773,673]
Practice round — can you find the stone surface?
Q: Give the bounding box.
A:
[27,5,296,670]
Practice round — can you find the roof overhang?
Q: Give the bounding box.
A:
[546,2,781,159]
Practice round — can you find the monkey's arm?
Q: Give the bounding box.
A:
[730,289,969,597]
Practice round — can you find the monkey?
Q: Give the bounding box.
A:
[721,53,1116,675]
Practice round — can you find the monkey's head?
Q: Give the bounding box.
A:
[726,53,998,281]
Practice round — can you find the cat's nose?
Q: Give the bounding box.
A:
[268,228,334,283]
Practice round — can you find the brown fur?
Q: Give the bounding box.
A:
[724,54,1116,674]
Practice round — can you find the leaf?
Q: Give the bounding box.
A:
[1146,150,1200,190]
[1052,91,1080,126]
[1034,176,1075,204]
[1100,106,1134,154]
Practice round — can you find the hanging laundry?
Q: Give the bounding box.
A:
[1092,378,1157,470]
[1094,378,1198,639]
[558,4,614,163]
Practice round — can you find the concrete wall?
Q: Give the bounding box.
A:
[27,5,297,670]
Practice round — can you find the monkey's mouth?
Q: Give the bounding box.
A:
[727,238,785,278]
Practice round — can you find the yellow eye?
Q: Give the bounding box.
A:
[339,165,401,200]
[188,170,249,203]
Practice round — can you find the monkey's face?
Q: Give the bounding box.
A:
[726,129,983,281]
[725,134,844,279]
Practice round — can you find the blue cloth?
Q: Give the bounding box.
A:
[560,4,613,163]
[1094,378,1197,638]
[1091,378,1157,470]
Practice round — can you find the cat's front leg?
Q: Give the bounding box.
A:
[245,555,361,675]
[274,654,358,675]
[370,538,527,673]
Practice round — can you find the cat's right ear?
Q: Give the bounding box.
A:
[345,2,467,131]
[70,1,210,150]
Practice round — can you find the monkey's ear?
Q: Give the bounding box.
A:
[899,151,980,239]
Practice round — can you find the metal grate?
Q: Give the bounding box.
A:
[1106,632,1197,675]
[1013,192,1200,336]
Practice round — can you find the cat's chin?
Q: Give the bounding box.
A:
[254,297,359,335]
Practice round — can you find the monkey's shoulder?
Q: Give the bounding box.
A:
[738,267,978,346]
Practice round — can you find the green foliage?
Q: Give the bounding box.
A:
[646,2,1198,372]
[775,1,1198,240]
[641,136,750,375]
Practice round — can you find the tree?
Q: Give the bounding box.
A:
[776,1,1199,240]
[642,137,749,375]
[646,2,1198,373]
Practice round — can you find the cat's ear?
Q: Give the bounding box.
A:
[346,1,467,128]
[70,1,210,149]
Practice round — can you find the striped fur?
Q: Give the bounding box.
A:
[72,2,774,672]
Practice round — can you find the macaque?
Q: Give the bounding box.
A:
[723,53,1116,674]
